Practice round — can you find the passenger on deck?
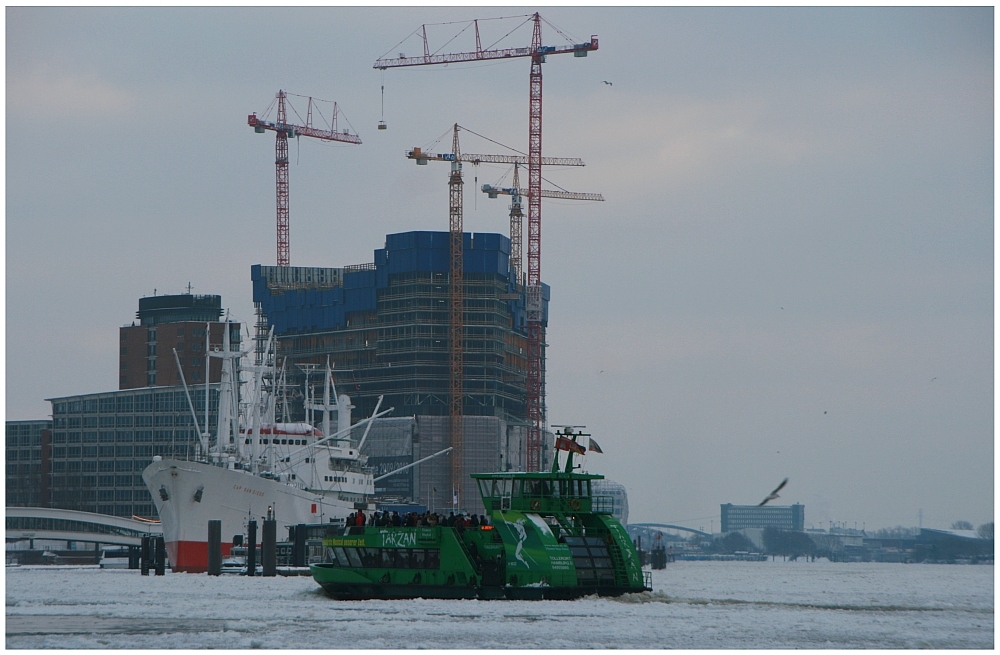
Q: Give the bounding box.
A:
[355,510,366,527]
[470,514,480,528]
[391,511,402,527]
[427,513,438,527]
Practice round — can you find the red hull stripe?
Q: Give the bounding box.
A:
[167,540,232,573]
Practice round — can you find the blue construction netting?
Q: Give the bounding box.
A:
[251,231,534,336]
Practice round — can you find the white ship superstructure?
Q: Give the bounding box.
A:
[143,324,386,572]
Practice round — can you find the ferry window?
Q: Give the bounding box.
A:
[411,549,425,569]
[425,550,440,570]
[380,549,394,568]
[593,558,613,569]
[345,548,363,568]
[395,549,410,568]
[325,547,337,564]
[332,547,350,567]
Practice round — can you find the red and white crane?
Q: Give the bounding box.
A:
[377,13,597,471]
[248,90,361,268]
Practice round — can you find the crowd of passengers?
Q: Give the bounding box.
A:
[345,510,490,530]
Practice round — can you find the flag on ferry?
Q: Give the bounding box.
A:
[555,436,586,455]
[588,438,604,454]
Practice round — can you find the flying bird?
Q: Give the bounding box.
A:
[758,478,788,506]
[602,80,612,86]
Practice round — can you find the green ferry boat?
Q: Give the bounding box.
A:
[309,438,652,600]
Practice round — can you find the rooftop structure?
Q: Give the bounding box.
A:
[136,294,223,326]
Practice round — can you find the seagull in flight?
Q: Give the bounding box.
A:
[602,80,613,86]
[758,478,788,506]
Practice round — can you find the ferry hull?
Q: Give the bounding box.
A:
[143,459,363,573]
[313,577,645,601]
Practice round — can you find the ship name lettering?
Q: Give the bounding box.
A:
[232,484,265,497]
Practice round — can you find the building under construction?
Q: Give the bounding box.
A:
[252,230,551,513]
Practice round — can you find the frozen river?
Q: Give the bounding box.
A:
[5,560,993,649]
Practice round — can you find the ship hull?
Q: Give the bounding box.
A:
[310,563,645,601]
[143,459,363,573]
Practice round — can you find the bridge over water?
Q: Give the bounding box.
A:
[6,507,162,547]
[628,522,712,538]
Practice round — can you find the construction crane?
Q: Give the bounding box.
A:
[407,124,591,500]
[481,163,604,281]
[248,90,361,268]
[402,124,469,507]
[377,13,597,471]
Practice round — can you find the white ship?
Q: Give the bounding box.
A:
[143,324,419,573]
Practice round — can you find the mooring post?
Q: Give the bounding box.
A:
[154,536,166,575]
[128,544,140,569]
[262,519,277,577]
[140,535,150,576]
[293,523,307,567]
[246,520,258,576]
[207,520,222,576]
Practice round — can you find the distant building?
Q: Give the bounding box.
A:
[592,479,629,526]
[119,293,240,389]
[720,503,805,532]
[5,420,52,507]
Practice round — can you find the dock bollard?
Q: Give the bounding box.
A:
[207,520,222,576]
[262,519,276,577]
[246,520,257,576]
[293,523,307,567]
[140,536,150,576]
[154,536,166,575]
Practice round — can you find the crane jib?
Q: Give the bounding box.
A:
[374,37,597,70]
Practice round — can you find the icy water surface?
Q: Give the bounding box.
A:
[5,560,993,648]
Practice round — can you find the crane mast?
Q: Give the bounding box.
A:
[248,90,362,267]
[377,13,597,471]
[448,125,464,508]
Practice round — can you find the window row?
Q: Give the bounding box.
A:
[325,546,440,570]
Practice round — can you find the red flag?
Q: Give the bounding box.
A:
[556,436,586,455]
[588,438,604,454]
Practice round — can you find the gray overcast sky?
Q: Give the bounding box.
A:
[6,7,993,530]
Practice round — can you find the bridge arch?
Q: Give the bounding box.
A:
[6,507,162,547]
[628,522,712,538]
